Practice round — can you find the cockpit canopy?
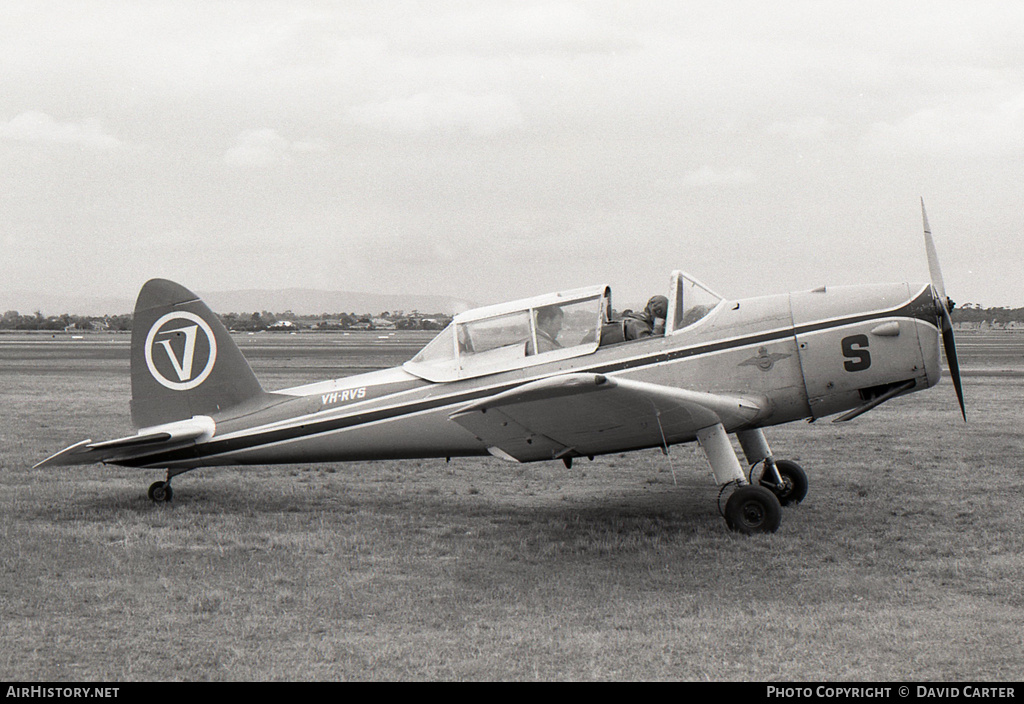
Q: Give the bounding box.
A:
[403,272,722,382]
[404,285,609,382]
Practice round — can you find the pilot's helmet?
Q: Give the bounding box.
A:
[646,295,668,319]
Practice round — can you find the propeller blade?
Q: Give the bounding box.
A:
[939,304,967,421]
[922,198,946,303]
[922,199,965,421]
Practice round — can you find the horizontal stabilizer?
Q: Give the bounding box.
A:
[87,432,174,450]
[33,416,215,468]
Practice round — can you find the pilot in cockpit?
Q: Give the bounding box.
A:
[622,295,668,340]
[527,305,564,354]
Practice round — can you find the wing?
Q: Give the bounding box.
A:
[449,373,766,462]
[34,416,215,468]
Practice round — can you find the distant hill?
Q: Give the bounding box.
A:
[1,288,475,317]
[1,292,134,317]
[199,289,474,316]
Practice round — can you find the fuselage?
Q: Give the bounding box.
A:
[131,281,943,471]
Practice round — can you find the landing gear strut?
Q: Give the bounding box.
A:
[699,425,809,534]
[698,424,783,534]
[758,459,808,506]
[737,428,809,506]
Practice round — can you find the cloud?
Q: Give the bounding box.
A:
[766,117,843,142]
[863,92,1024,156]
[223,128,327,166]
[682,167,757,187]
[0,111,122,149]
[348,91,525,135]
[419,4,635,56]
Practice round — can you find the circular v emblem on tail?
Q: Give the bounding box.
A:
[144,312,218,391]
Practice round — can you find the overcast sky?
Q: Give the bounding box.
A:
[2,1,1022,311]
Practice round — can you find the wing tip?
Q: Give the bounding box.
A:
[33,439,94,468]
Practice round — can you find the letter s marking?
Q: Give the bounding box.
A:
[842,334,871,372]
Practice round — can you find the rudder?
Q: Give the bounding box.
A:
[130,279,267,428]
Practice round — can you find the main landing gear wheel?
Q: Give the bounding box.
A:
[759,460,808,506]
[725,485,782,534]
[148,481,173,503]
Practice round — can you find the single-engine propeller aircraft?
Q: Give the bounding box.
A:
[37,202,965,533]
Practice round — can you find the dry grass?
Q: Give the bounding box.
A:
[1,330,1022,681]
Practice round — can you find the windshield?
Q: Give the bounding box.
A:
[668,271,723,332]
[409,325,455,365]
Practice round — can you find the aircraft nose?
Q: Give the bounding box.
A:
[927,284,950,321]
[934,287,955,317]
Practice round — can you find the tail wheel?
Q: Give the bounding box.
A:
[762,460,808,506]
[725,485,782,534]
[148,481,173,503]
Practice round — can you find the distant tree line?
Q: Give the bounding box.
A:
[951,304,1024,327]
[1,309,452,332]
[1,311,133,331]
[218,311,451,332]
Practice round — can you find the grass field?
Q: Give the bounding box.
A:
[1,330,1022,681]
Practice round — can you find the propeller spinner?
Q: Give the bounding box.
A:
[922,199,966,421]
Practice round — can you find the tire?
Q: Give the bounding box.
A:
[767,460,808,506]
[725,485,782,534]
[148,481,173,502]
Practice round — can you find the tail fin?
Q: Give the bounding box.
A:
[130,279,267,428]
